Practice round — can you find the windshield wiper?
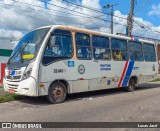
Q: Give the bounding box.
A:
[7,48,21,64]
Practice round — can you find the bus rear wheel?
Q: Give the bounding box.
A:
[47,82,67,104]
[126,78,136,92]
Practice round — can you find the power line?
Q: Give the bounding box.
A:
[1,0,129,30]
[133,20,160,34]
[10,0,112,28]
[13,0,129,27]
[13,0,115,25]
[40,0,129,21]
[40,1,107,20]
[18,1,152,33]
[41,0,133,28]
[46,0,152,34]
[0,3,54,25]
[131,0,160,34]
[11,1,90,19]
[11,0,122,27]
[13,0,134,29]
[134,0,150,16]
[13,0,91,18]
[11,0,112,28]
[80,14,108,27]
[52,0,103,13]
[121,0,160,35]
[120,19,160,35]
[57,0,131,22]
[2,0,159,35]
[58,0,120,31]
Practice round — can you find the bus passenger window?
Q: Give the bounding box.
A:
[44,35,72,57]
[76,33,92,59]
[111,39,129,61]
[92,36,110,60]
[129,41,144,61]
[143,43,156,62]
[43,29,72,64]
[77,47,91,59]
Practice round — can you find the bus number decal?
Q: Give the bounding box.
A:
[54,69,66,73]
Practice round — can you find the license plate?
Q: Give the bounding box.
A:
[8,89,15,94]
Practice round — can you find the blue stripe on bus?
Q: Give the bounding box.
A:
[121,61,134,87]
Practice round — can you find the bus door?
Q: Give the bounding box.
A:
[39,29,73,94]
[111,38,130,87]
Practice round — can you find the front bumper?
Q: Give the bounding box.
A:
[3,77,38,96]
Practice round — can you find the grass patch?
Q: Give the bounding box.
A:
[150,78,160,82]
[0,94,23,103]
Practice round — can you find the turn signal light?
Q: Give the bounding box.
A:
[39,84,45,87]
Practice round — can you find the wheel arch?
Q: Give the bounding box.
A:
[129,76,139,85]
[49,79,70,94]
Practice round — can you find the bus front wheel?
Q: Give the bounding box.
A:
[126,78,136,92]
[47,82,67,104]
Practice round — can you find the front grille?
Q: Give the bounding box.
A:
[6,83,18,89]
[6,75,21,80]
[5,69,22,81]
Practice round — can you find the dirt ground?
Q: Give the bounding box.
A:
[0,82,160,131]
[0,85,9,96]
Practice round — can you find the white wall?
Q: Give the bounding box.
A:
[0,39,17,83]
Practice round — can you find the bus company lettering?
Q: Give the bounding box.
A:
[100,64,111,71]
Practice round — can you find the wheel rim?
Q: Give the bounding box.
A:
[53,86,64,102]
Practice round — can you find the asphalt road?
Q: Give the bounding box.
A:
[0,82,160,130]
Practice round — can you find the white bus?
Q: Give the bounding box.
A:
[3,25,159,104]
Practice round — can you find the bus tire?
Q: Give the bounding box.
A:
[47,82,67,104]
[126,78,136,92]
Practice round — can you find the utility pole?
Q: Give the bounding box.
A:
[127,0,135,37]
[103,4,118,34]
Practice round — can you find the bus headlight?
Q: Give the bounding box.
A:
[22,68,32,80]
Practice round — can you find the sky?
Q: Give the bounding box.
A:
[0,0,160,40]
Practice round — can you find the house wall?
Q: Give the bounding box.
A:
[0,40,16,83]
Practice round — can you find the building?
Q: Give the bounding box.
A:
[0,40,17,83]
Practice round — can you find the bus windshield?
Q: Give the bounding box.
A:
[8,27,50,63]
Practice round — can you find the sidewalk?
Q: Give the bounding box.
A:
[149,81,160,84]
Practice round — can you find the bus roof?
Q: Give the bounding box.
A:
[36,25,155,44]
